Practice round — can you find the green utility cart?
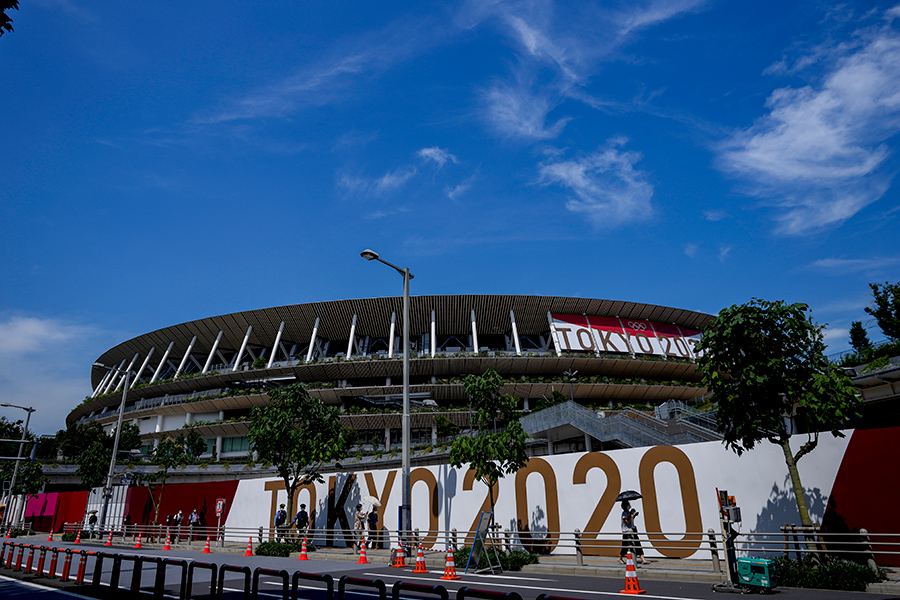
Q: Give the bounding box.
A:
[736,557,777,590]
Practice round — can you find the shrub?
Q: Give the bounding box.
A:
[452,546,538,572]
[255,540,317,557]
[773,557,886,591]
[61,531,89,542]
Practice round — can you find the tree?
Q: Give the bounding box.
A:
[848,321,872,357]
[247,384,347,521]
[135,433,196,525]
[866,281,900,341]
[0,416,46,509]
[1,1,17,37]
[449,369,529,517]
[697,298,860,528]
[57,421,141,489]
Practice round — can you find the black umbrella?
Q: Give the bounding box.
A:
[616,490,642,502]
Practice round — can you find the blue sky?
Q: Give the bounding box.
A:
[2,1,899,434]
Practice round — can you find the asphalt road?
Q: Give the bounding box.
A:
[2,540,898,600]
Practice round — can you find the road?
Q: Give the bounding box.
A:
[1,540,896,600]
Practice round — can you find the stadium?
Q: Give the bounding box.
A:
[68,294,721,459]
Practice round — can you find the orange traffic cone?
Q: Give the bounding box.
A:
[163,534,171,551]
[47,532,53,542]
[391,543,406,568]
[620,552,646,595]
[413,545,428,573]
[202,536,211,554]
[73,529,81,544]
[104,531,113,547]
[244,537,253,557]
[356,539,369,564]
[440,548,460,580]
[297,538,309,561]
[133,533,142,549]
[4,528,10,539]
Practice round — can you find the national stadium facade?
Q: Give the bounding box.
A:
[68,295,719,458]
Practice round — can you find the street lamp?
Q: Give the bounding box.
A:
[360,249,414,542]
[92,362,131,536]
[0,403,35,530]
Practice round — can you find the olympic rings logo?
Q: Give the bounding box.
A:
[627,321,648,331]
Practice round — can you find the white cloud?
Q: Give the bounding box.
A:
[482,79,570,140]
[684,243,699,257]
[811,255,900,273]
[337,166,417,198]
[539,137,654,225]
[0,315,119,435]
[703,209,729,222]
[718,245,732,263]
[417,147,459,167]
[718,12,900,234]
[375,167,417,194]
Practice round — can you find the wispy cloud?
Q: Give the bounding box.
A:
[417,147,458,167]
[446,172,478,200]
[718,245,732,263]
[811,255,900,274]
[684,243,699,257]
[539,137,654,225]
[481,77,570,140]
[718,10,900,234]
[703,209,729,222]
[337,166,417,198]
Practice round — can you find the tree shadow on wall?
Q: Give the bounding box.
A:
[749,477,827,557]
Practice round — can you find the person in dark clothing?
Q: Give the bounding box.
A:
[367,507,379,549]
[619,500,646,565]
[291,503,310,541]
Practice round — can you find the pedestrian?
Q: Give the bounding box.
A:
[291,503,309,541]
[274,504,288,543]
[88,512,98,539]
[619,500,646,565]
[189,506,200,540]
[353,503,365,551]
[367,507,379,549]
[173,508,183,541]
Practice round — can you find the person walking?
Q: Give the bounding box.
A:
[274,504,288,543]
[173,509,184,542]
[291,503,309,541]
[619,500,646,565]
[353,503,365,551]
[367,507,379,549]
[188,507,200,540]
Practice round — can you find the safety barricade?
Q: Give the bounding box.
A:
[217,564,252,599]
[154,557,188,600]
[125,554,150,595]
[251,567,290,600]
[186,560,218,600]
[0,541,9,564]
[291,570,334,600]
[338,575,387,600]
[90,551,109,588]
[60,549,73,582]
[457,587,525,600]
[14,544,25,572]
[391,580,450,600]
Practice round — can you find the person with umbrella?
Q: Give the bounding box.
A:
[617,491,647,565]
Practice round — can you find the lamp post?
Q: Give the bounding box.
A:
[360,249,413,542]
[92,362,131,536]
[0,403,35,530]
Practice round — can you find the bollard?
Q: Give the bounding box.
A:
[24,545,35,574]
[75,551,88,584]
[48,546,59,578]
[60,549,73,582]
[14,544,25,572]
[219,526,225,548]
[5,543,15,568]
[707,528,721,573]
[574,529,583,568]
[504,528,511,553]
[258,526,264,544]
[36,546,47,576]
[451,528,457,550]
[859,528,879,573]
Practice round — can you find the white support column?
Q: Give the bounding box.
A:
[616,316,636,357]
[175,336,197,379]
[346,314,357,358]
[102,360,127,394]
[131,348,156,388]
[432,424,438,444]
[155,414,163,433]
[202,331,224,374]
[471,309,479,352]
[150,342,175,383]
[267,322,285,368]
[547,312,562,357]
[384,426,391,451]
[584,433,593,453]
[91,369,114,398]
[215,436,223,461]
[306,318,320,363]
[232,326,252,371]
[184,413,193,427]
[431,310,436,357]
[510,310,522,356]
[388,313,396,358]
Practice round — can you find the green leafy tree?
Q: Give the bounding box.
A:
[449,369,529,516]
[865,282,900,341]
[1,1,17,37]
[247,384,347,519]
[179,428,207,461]
[133,435,193,525]
[0,416,46,508]
[57,421,141,489]
[697,299,860,528]
[848,321,872,357]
